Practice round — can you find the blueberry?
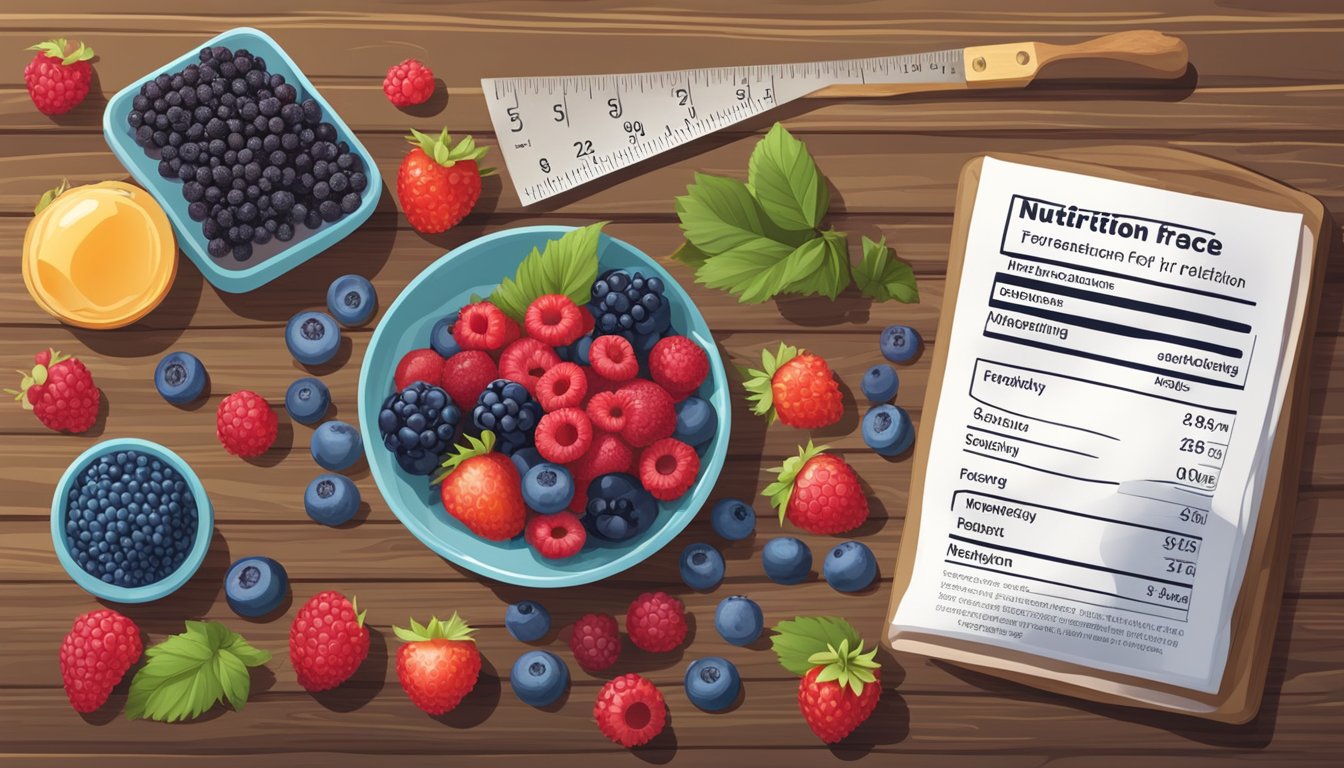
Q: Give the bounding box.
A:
[583,473,658,542]
[310,420,363,471]
[153,351,207,404]
[880,324,922,363]
[673,396,716,448]
[680,542,725,591]
[862,404,914,456]
[762,537,812,585]
[714,595,764,646]
[303,473,360,526]
[285,376,330,425]
[326,274,376,327]
[824,541,878,593]
[505,600,551,642]
[522,463,574,515]
[861,364,900,403]
[224,556,288,617]
[510,650,568,708]
[430,312,462,358]
[710,498,756,541]
[685,657,740,712]
[285,311,341,365]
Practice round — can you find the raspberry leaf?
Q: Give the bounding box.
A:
[699,234,828,304]
[670,240,711,270]
[769,616,865,676]
[489,222,606,323]
[124,621,271,722]
[762,440,828,523]
[747,122,829,231]
[434,430,497,483]
[785,230,851,300]
[854,235,919,303]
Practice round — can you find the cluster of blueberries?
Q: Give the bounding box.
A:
[126,45,366,261]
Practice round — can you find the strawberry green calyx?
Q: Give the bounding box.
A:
[405,128,493,175]
[769,615,867,676]
[807,637,880,696]
[393,612,477,644]
[34,179,70,214]
[433,430,497,483]
[743,342,800,422]
[27,39,95,66]
[762,440,829,523]
[6,349,68,410]
[352,595,368,628]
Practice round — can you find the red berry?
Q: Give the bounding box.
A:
[535,407,593,464]
[24,40,95,116]
[14,348,101,433]
[453,302,519,352]
[582,365,622,405]
[589,335,638,381]
[216,390,278,457]
[535,362,587,411]
[59,609,142,712]
[637,438,700,501]
[594,674,667,748]
[649,336,709,397]
[625,592,687,653]
[524,294,586,346]
[499,338,561,395]
[586,389,632,434]
[383,58,435,108]
[570,613,621,672]
[525,511,587,559]
[394,348,446,391]
[440,351,498,411]
[565,432,633,511]
[290,591,370,692]
[397,130,489,234]
[617,380,676,448]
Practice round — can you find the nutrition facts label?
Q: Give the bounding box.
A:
[892,158,1303,692]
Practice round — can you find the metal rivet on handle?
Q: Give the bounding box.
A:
[1016,51,1031,65]
[972,57,986,72]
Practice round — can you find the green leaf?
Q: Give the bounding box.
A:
[769,616,863,676]
[675,173,810,256]
[124,621,270,722]
[488,223,605,323]
[748,123,829,231]
[670,240,711,271]
[854,235,919,303]
[784,229,850,300]
[699,236,827,305]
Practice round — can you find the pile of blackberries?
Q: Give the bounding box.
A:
[127,45,368,262]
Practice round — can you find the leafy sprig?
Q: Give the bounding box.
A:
[124,621,271,722]
[488,222,606,322]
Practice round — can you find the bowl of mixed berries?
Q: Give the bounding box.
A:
[358,224,729,587]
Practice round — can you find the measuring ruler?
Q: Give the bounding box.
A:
[481,31,1187,205]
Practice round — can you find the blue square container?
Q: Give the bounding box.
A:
[102,27,381,294]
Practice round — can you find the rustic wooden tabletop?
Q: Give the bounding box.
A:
[1,2,1341,766]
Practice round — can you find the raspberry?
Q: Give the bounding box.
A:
[587,389,632,433]
[524,294,586,346]
[59,609,142,712]
[217,390,278,457]
[570,612,621,672]
[453,302,520,352]
[649,336,709,397]
[582,366,622,405]
[24,40,95,116]
[617,380,676,448]
[525,510,587,559]
[499,338,562,395]
[535,362,587,411]
[290,590,369,692]
[440,351,498,412]
[637,438,700,501]
[535,407,593,464]
[394,348,446,391]
[625,591,688,653]
[383,58,435,108]
[594,673,667,748]
[589,335,638,381]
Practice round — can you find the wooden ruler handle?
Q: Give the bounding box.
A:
[1031,30,1189,78]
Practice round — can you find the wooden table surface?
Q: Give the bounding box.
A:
[2,2,1342,766]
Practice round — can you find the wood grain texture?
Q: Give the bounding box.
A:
[0,0,1341,765]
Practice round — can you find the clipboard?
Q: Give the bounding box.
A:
[883,146,1328,723]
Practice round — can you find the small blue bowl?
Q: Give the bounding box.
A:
[102,27,382,294]
[359,226,730,588]
[50,438,214,603]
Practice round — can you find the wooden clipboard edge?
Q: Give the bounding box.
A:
[882,146,1329,724]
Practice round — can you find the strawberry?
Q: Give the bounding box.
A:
[393,613,480,715]
[59,609,142,712]
[24,39,95,115]
[435,430,527,541]
[290,591,370,692]
[763,442,869,534]
[396,128,491,234]
[7,348,100,433]
[744,343,843,429]
[798,644,881,743]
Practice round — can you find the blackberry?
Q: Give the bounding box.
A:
[582,473,658,542]
[588,269,671,348]
[378,381,463,476]
[472,379,541,456]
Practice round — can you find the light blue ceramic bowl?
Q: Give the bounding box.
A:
[51,438,214,603]
[102,27,381,294]
[358,226,730,588]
